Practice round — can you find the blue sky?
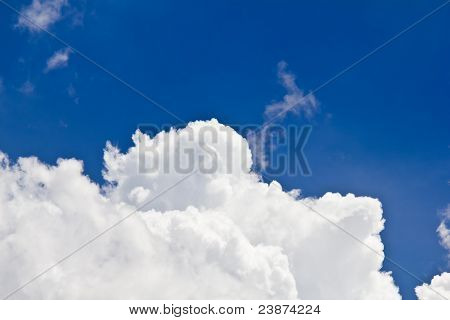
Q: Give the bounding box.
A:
[0,0,449,299]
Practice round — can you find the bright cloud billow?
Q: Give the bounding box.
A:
[0,119,403,299]
[415,207,450,300]
[44,48,72,73]
[16,0,68,32]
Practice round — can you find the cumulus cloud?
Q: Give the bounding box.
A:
[0,119,400,299]
[44,48,72,73]
[415,207,450,299]
[416,273,450,300]
[16,0,68,32]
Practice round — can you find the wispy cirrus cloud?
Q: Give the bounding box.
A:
[44,47,72,73]
[67,83,79,104]
[264,61,318,121]
[18,80,35,95]
[248,61,318,170]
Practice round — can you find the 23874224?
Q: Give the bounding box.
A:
[258,304,321,315]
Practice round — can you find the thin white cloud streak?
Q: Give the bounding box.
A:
[0,120,400,299]
[248,61,318,170]
[16,0,68,32]
[67,83,79,104]
[44,47,72,72]
[264,61,318,121]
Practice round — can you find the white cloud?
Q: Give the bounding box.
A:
[415,273,450,300]
[16,0,68,32]
[437,206,450,251]
[18,80,35,95]
[264,61,318,120]
[67,83,79,104]
[0,119,400,299]
[416,207,450,299]
[44,48,72,73]
[248,62,318,170]
[438,222,450,252]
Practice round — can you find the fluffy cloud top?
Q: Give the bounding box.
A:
[416,273,450,300]
[0,119,401,299]
[17,0,68,32]
[44,48,72,72]
[415,207,450,299]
